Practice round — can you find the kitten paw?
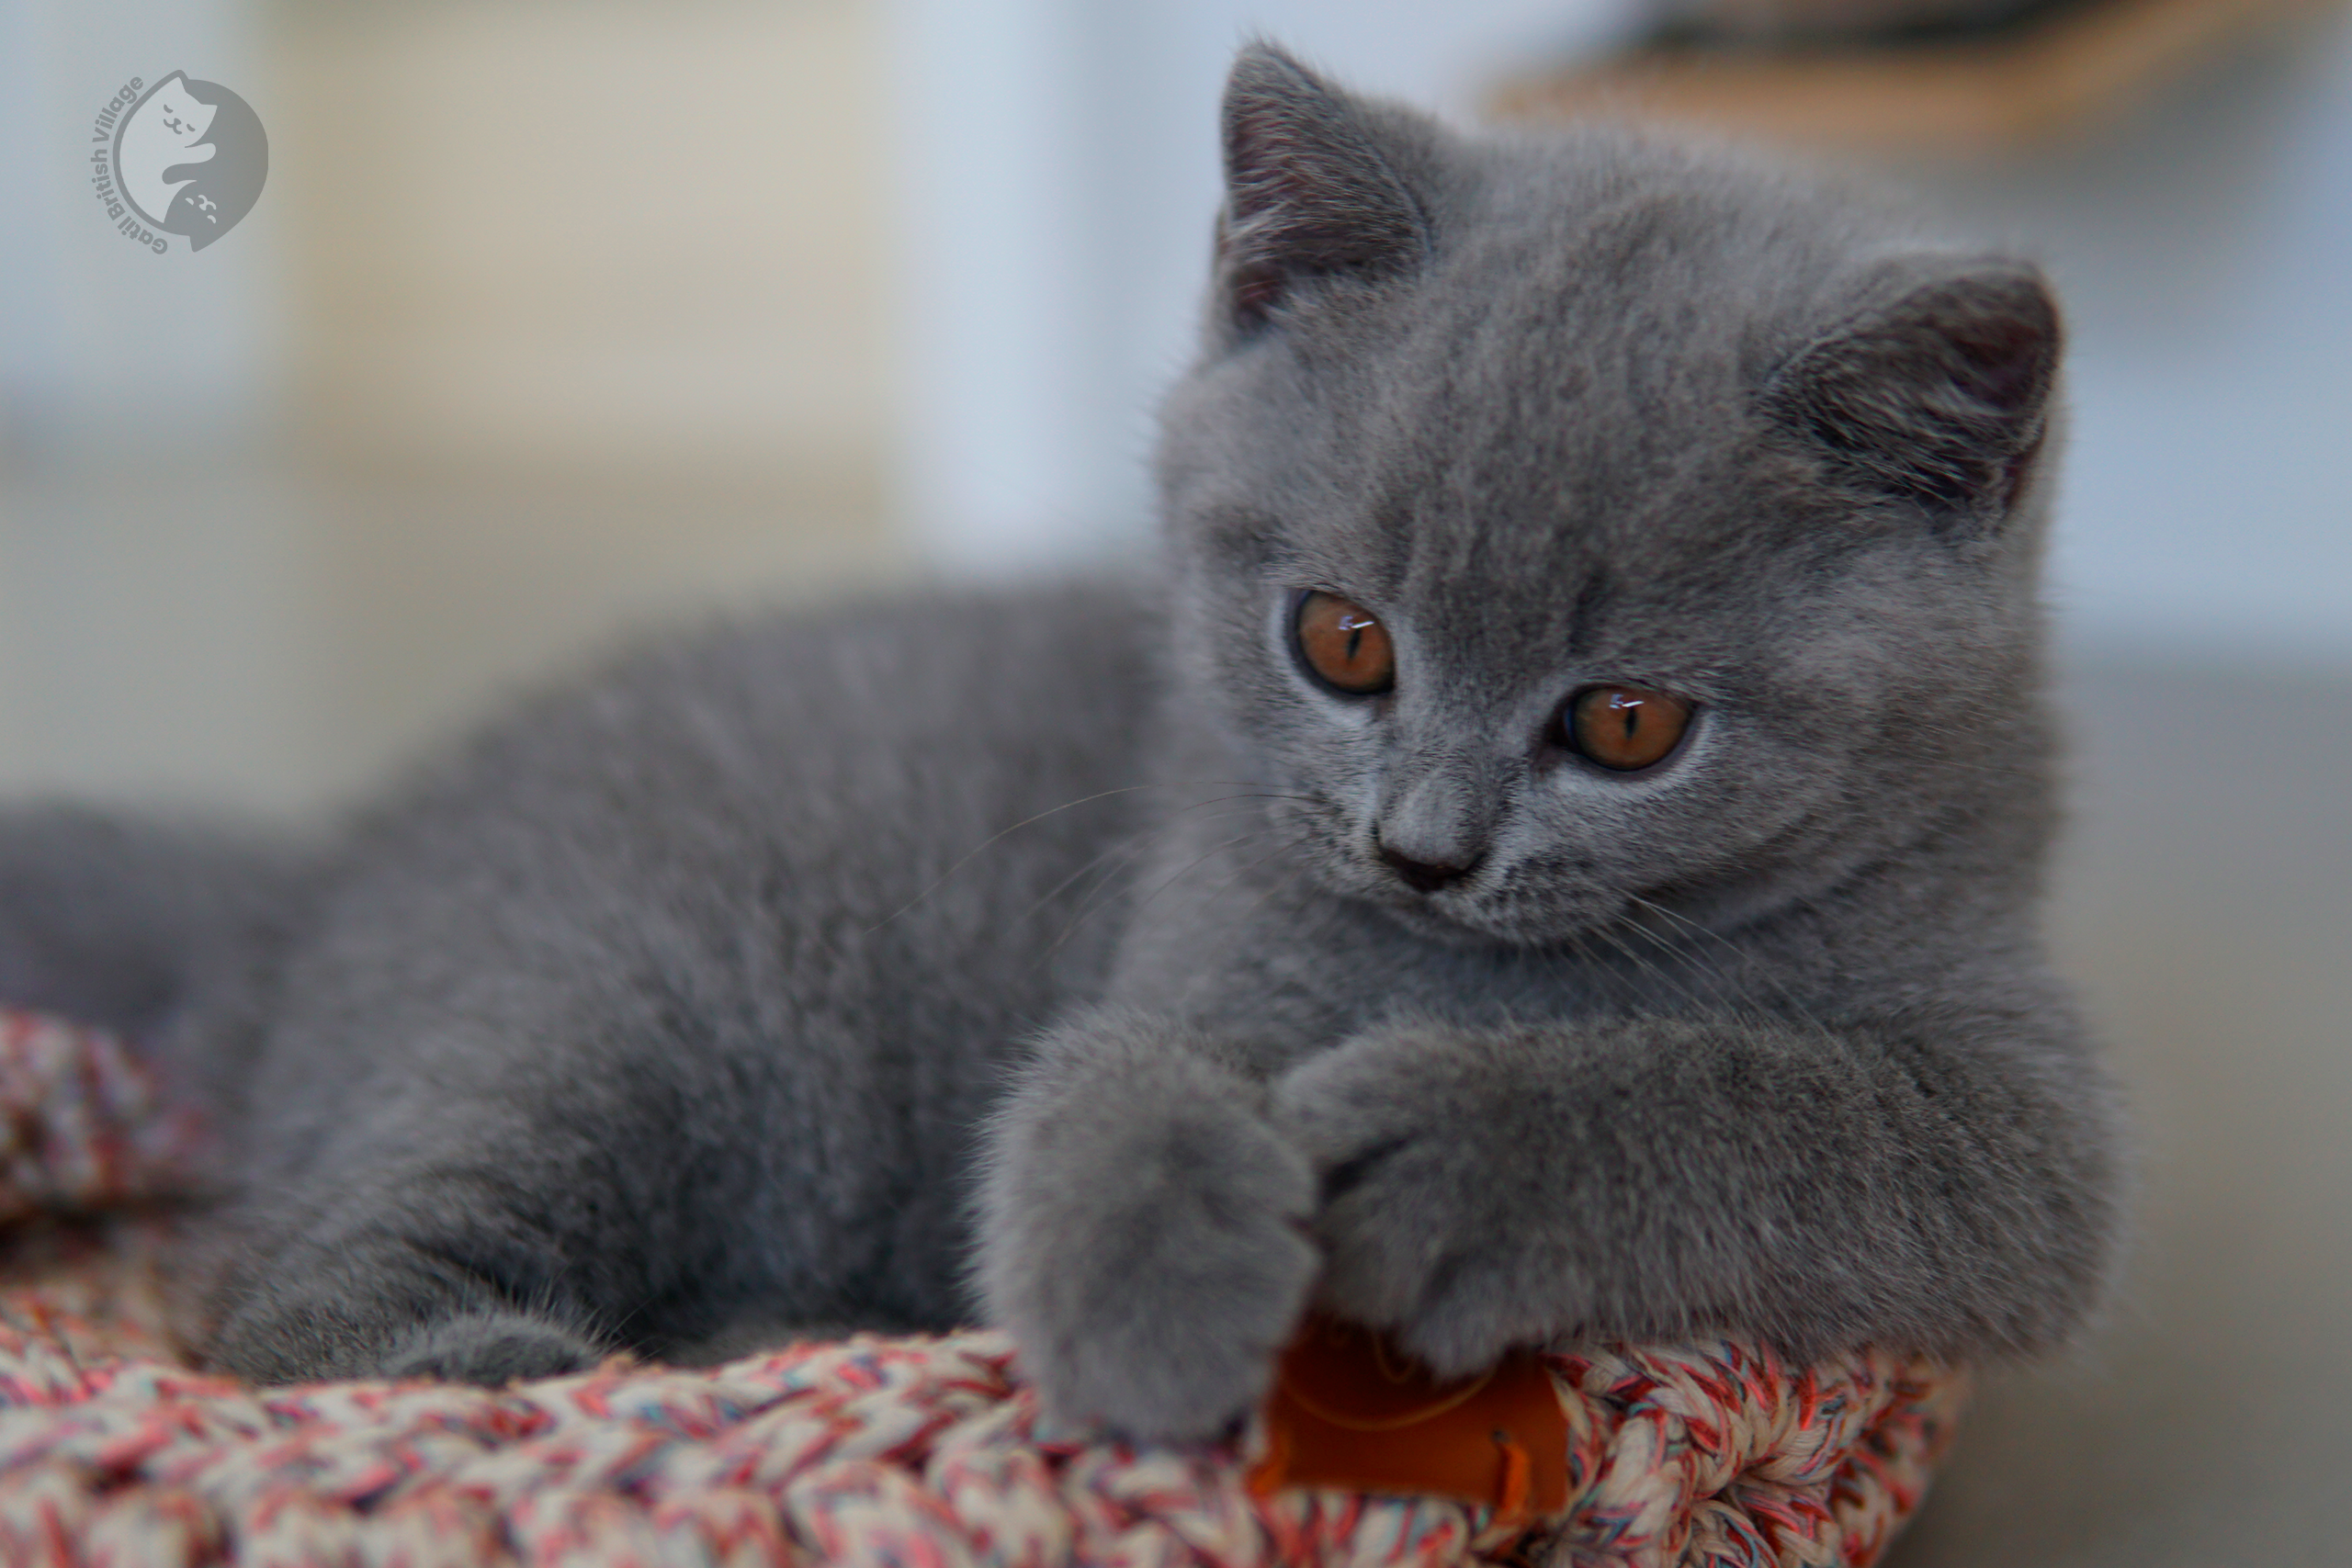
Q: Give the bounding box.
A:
[1274,1030,1577,1378]
[384,1310,603,1384]
[979,1032,1319,1441]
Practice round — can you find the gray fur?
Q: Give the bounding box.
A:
[0,805,311,1132]
[0,43,2116,1442]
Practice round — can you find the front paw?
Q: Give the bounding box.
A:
[1274,1029,1583,1378]
[978,1027,1318,1441]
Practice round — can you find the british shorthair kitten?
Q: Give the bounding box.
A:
[0,43,2116,1441]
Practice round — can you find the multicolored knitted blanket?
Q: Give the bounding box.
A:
[0,1008,1965,1566]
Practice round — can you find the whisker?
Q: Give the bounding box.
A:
[1009,801,1279,929]
[1054,823,1265,953]
[1623,894,1826,1032]
[1030,827,1278,974]
[1013,830,1158,928]
[868,784,1162,933]
[1604,915,1761,1020]
[1582,920,1724,1018]
[1190,831,1323,952]
[866,781,1311,933]
[1186,827,1318,914]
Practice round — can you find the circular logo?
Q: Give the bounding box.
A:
[102,72,268,253]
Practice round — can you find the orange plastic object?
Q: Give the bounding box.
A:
[1249,1314,1569,1528]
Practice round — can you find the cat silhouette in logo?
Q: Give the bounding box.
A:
[113,72,266,252]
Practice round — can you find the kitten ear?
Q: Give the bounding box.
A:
[1763,259,2061,528]
[1217,42,1432,331]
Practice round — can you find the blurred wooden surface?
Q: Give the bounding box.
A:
[1494,0,2343,152]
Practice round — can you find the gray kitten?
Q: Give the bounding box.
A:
[0,44,2117,1442]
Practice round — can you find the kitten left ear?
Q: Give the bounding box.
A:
[1216,42,1435,331]
[1762,259,2061,529]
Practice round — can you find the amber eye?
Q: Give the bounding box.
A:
[1565,686,1693,772]
[1294,591,1395,695]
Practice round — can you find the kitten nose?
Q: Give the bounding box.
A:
[1377,840,1479,894]
[1375,773,1489,894]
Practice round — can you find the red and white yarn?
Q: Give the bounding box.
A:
[0,1010,198,1224]
[0,1008,1964,1566]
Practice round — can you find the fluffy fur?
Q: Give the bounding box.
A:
[0,45,2117,1441]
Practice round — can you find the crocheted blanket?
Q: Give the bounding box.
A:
[0,1008,1965,1566]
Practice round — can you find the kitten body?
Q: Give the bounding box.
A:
[0,47,2117,1438]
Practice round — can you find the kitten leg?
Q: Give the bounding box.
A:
[976,1006,1317,1441]
[199,1168,631,1385]
[1272,1008,2118,1376]
[206,1249,605,1385]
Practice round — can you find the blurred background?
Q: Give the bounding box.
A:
[2,0,2347,1562]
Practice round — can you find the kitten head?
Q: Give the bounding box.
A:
[1155,43,2063,947]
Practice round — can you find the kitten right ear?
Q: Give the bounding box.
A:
[1217,42,1432,331]
[1762,259,2061,530]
